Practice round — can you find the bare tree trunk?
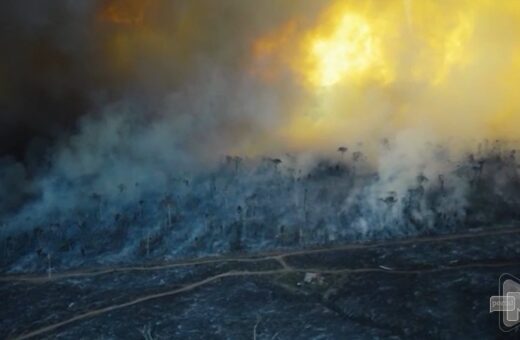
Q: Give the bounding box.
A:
[253,317,261,340]
[299,186,308,246]
[47,253,52,279]
[146,231,150,257]
[167,204,172,227]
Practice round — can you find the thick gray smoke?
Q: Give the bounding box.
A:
[0,0,323,211]
[1,1,520,272]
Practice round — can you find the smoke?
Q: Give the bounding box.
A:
[247,0,520,153]
[0,0,318,213]
[1,1,520,271]
[4,0,520,163]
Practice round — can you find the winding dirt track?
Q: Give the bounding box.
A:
[2,225,519,284]
[10,260,520,340]
[4,226,520,339]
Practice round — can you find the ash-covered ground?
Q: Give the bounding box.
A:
[2,226,519,339]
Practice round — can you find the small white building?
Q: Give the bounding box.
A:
[303,272,324,285]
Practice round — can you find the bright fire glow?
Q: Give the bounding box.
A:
[309,14,377,87]
[93,0,520,155]
[247,0,520,153]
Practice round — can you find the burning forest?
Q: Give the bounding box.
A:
[1,1,520,339]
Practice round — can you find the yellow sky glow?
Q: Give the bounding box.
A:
[248,0,520,153]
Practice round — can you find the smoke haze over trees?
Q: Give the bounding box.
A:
[1,1,520,272]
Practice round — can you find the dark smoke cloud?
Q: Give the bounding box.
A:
[0,0,325,157]
[0,1,97,156]
[0,0,327,216]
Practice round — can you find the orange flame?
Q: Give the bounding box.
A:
[99,0,153,26]
[249,20,299,82]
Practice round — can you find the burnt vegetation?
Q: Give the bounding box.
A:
[1,140,520,272]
